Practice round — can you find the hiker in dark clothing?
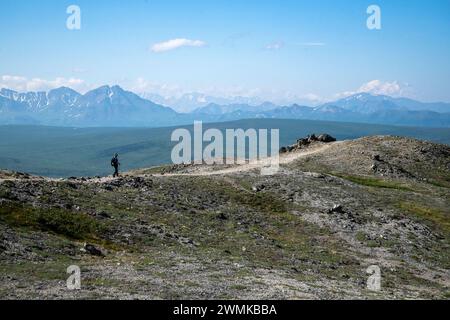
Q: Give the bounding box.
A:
[111,153,120,177]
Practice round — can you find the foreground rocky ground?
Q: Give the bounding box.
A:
[0,135,449,299]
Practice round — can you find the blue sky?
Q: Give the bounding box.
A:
[1,0,449,103]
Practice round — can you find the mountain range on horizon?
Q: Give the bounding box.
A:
[139,91,278,113]
[1,85,449,128]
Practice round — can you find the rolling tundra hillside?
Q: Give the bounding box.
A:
[0,135,449,299]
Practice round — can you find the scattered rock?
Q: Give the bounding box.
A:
[372,154,381,161]
[81,243,104,256]
[67,183,78,190]
[217,212,228,220]
[328,204,344,214]
[317,134,337,143]
[307,134,317,143]
[280,133,337,153]
[104,185,114,191]
[252,184,265,192]
[97,211,111,219]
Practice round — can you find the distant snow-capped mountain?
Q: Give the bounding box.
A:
[191,102,278,115]
[319,93,404,114]
[0,85,179,126]
[139,92,268,113]
[321,92,450,114]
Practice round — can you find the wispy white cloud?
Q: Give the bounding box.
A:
[128,77,329,106]
[358,80,405,96]
[131,77,185,98]
[126,79,413,105]
[265,41,325,50]
[298,42,326,47]
[0,75,91,93]
[150,38,206,53]
[265,41,284,50]
[300,93,325,104]
[335,80,412,99]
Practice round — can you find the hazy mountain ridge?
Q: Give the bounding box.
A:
[192,101,278,115]
[194,93,450,127]
[139,92,270,113]
[1,86,449,127]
